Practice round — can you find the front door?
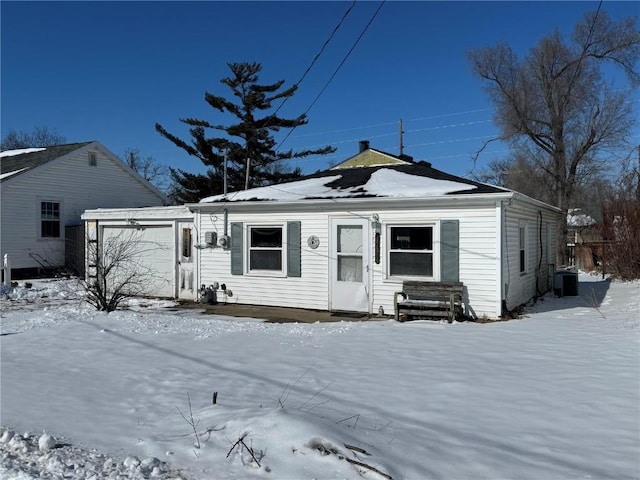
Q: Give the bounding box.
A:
[178,222,195,299]
[330,218,370,312]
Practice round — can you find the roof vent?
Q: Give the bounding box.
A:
[359,140,370,152]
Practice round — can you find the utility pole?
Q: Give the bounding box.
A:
[399,118,404,156]
[223,151,228,196]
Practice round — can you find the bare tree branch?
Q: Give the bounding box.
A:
[468,9,639,265]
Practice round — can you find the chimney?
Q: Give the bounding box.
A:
[359,140,370,152]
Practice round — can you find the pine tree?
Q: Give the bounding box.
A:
[156,62,335,203]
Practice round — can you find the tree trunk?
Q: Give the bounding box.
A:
[556,212,569,268]
[244,157,251,190]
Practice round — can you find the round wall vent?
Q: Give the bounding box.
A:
[307,235,320,249]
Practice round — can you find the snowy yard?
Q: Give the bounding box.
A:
[1,274,638,479]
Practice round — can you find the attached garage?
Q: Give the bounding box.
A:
[82,206,195,300]
[101,225,175,298]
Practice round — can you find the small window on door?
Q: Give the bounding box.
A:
[182,228,192,258]
[40,201,60,238]
[337,224,363,282]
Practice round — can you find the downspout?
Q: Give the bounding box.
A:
[223,152,228,237]
[496,200,504,318]
[369,214,381,316]
[94,219,102,290]
[194,210,201,301]
[536,211,543,297]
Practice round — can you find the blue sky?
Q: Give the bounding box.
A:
[2,1,638,180]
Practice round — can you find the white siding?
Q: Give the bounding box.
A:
[1,143,165,270]
[503,199,558,311]
[369,205,501,319]
[459,206,501,318]
[197,202,504,318]
[198,210,330,310]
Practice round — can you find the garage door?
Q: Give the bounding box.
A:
[101,225,175,298]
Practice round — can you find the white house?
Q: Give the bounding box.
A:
[1,141,167,278]
[81,142,561,320]
[189,143,561,320]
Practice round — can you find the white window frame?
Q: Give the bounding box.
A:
[246,223,286,276]
[386,223,437,280]
[38,198,62,239]
[519,223,528,274]
[88,151,97,166]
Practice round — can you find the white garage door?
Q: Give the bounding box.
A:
[101,225,175,298]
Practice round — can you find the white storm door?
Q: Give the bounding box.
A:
[178,222,195,299]
[330,218,370,312]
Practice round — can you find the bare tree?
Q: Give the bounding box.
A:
[122,148,171,193]
[1,126,67,150]
[468,9,640,265]
[601,147,640,279]
[474,151,556,205]
[84,229,164,312]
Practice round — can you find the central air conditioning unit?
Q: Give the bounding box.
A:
[218,235,231,249]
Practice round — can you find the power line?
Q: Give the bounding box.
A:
[268,1,357,120]
[272,127,499,164]
[277,0,387,151]
[272,114,497,160]
[404,120,493,134]
[407,108,492,123]
[286,120,400,139]
[407,135,495,148]
[286,108,493,140]
[238,1,356,161]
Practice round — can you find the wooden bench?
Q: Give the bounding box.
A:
[394,281,464,323]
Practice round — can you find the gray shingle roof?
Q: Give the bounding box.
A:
[0,142,94,178]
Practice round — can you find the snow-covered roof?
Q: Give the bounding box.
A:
[0,147,47,158]
[567,208,597,227]
[82,205,192,221]
[0,167,29,180]
[200,161,507,204]
[0,142,93,182]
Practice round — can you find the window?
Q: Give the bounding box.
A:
[182,228,192,258]
[388,226,433,277]
[337,224,363,282]
[249,226,283,271]
[40,201,60,238]
[519,225,527,273]
[88,152,97,166]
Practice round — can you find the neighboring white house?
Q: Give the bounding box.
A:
[188,142,561,320]
[1,141,167,278]
[81,142,561,320]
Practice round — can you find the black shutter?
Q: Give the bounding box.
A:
[441,220,459,283]
[287,221,301,277]
[230,222,243,275]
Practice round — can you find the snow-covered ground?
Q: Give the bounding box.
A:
[1,274,638,479]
